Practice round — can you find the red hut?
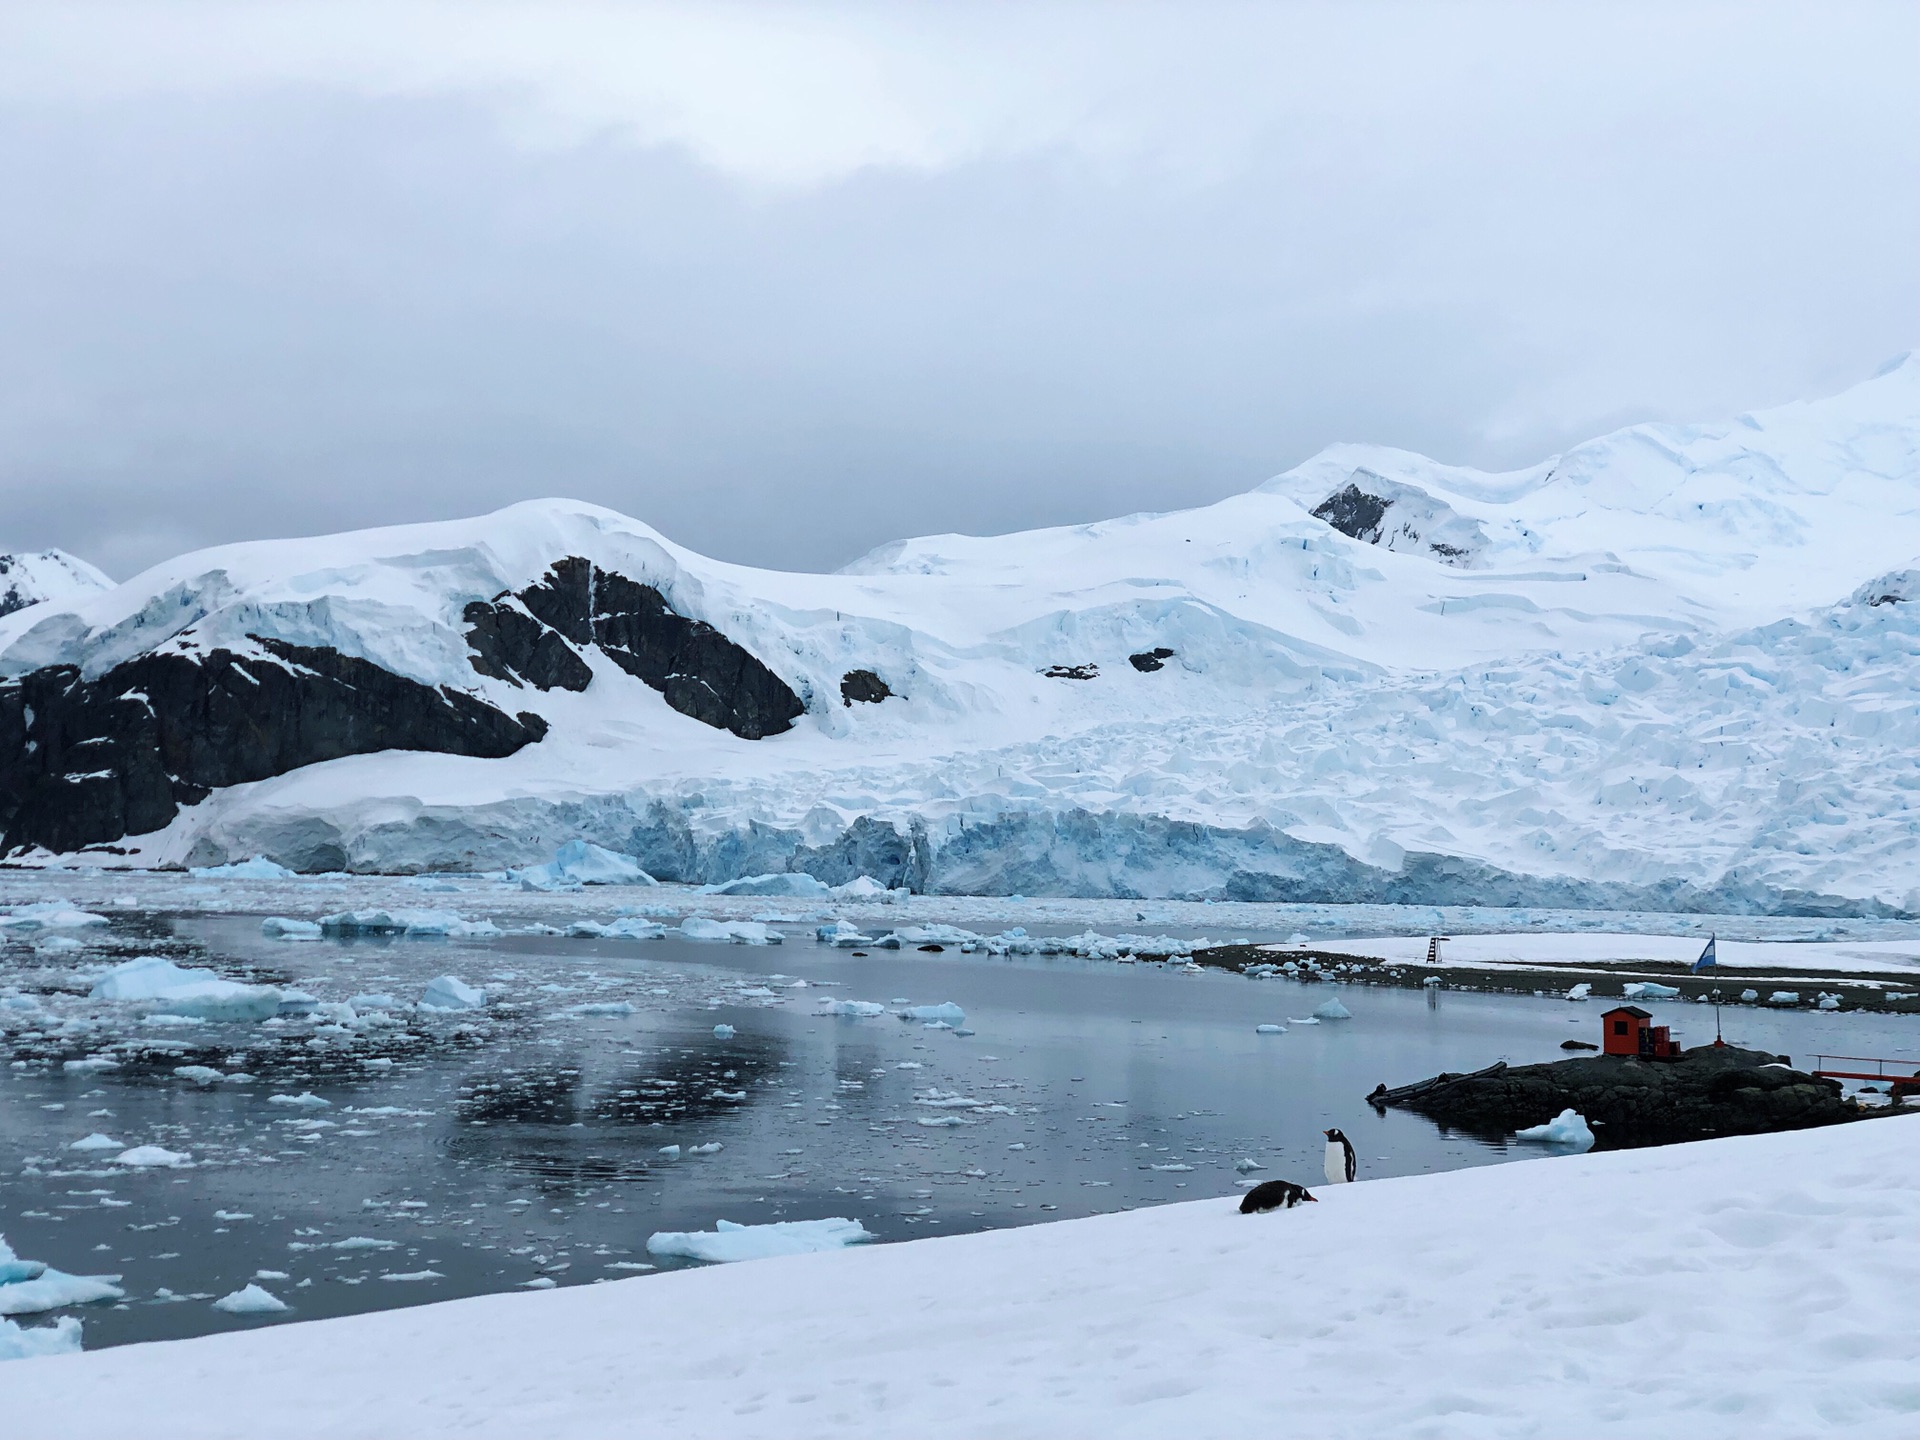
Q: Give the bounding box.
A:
[1602,1005,1679,1059]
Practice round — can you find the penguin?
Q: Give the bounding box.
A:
[1323,1127,1356,1184]
[1239,1179,1316,1213]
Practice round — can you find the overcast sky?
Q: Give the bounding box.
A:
[0,1,1914,580]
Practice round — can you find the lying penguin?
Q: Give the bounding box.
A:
[1238,1179,1316,1213]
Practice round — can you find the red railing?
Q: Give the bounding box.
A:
[1811,1054,1920,1085]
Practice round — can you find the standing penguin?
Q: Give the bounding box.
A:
[1323,1127,1356,1184]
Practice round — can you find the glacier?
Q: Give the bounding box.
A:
[2,356,1918,911]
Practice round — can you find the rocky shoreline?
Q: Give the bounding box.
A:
[1366,1044,1869,1147]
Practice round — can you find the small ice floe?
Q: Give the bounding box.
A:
[377,1271,444,1283]
[1512,1109,1596,1150]
[419,976,485,1011]
[173,1066,225,1086]
[817,998,886,1018]
[112,1146,191,1168]
[212,1283,289,1315]
[565,918,667,941]
[1,1235,125,1324]
[816,920,875,948]
[658,1145,681,1159]
[1768,991,1802,1006]
[522,1277,558,1289]
[217,1212,254,1222]
[1623,982,1680,1000]
[1566,983,1592,1002]
[1287,1016,1320,1025]
[191,857,295,880]
[0,901,109,933]
[514,840,656,890]
[709,1089,746,1101]
[680,918,783,945]
[831,875,899,900]
[1254,1023,1286,1035]
[712,1024,736,1040]
[568,1001,636,1017]
[68,1133,121,1152]
[0,1314,82,1360]
[1150,1163,1195,1172]
[1234,1158,1266,1173]
[1312,997,1353,1021]
[916,1115,972,1127]
[89,956,282,1022]
[898,1002,966,1025]
[686,1142,723,1156]
[260,917,323,941]
[1740,989,1760,1002]
[645,1217,873,1264]
[701,873,831,899]
[268,1092,331,1109]
[62,1056,117,1074]
[1817,993,1842,1011]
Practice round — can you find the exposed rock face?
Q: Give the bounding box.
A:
[1311,484,1391,544]
[1128,648,1175,673]
[839,669,892,705]
[1310,470,1488,567]
[0,639,547,858]
[1368,1045,1861,1146]
[1042,663,1099,680]
[464,557,803,740]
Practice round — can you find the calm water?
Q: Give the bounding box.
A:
[3,914,1915,1350]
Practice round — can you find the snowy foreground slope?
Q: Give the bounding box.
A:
[7,1118,1917,1439]
[3,356,1919,909]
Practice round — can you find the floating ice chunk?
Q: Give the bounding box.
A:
[62,1057,117,1074]
[898,1002,965,1024]
[67,1133,121,1152]
[172,1066,224,1086]
[565,918,668,941]
[1622,982,1680,1000]
[569,1001,636,1016]
[1740,989,1760,1002]
[0,1314,82,1360]
[712,1024,736,1040]
[347,994,402,1012]
[191,857,295,880]
[0,901,109,932]
[1254,1023,1286,1035]
[321,909,500,938]
[420,976,485,1011]
[702,873,832,898]
[515,840,657,890]
[916,1115,972,1127]
[657,1145,681,1159]
[1287,1016,1321,1025]
[1513,1109,1596,1150]
[89,955,281,1022]
[378,1271,444,1283]
[260,917,323,941]
[1817,992,1842,1011]
[679,918,783,945]
[1150,1163,1195,1172]
[645,1217,873,1264]
[687,1142,723,1156]
[818,998,887,1018]
[268,1092,331,1109]
[1768,991,1802,1006]
[1566,983,1592,1002]
[830,876,895,900]
[1234,1158,1266,1173]
[212,1283,289,1315]
[816,921,874,947]
[1312,998,1353,1020]
[521,1277,557,1289]
[112,1145,191,1168]
[0,1236,125,1319]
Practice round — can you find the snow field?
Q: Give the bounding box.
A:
[5,1117,1917,1437]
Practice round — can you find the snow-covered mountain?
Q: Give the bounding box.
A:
[3,355,1918,911]
[0,549,112,619]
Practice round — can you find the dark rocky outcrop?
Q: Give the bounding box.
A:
[464,557,803,740]
[0,638,546,857]
[1368,1045,1861,1147]
[1311,483,1391,544]
[840,669,892,705]
[1128,648,1175,672]
[1043,663,1099,680]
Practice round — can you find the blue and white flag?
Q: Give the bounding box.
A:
[1691,935,1717,972]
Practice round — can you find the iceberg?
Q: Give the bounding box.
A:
[68,1133,121,1152]
[113,1146,192,1168]
[420,976,485,1010]
[1254,1023,1285,1034]
[818,998,887,1018]
[260,917,323,940]
[0,901,109,933]
[190,857,295,879]
[1513,1109,1596,1150]
[815,920,874,947]
[88,956,282,1022]
[1622,982,1680,1000]
[565,918,667,941]
[0,1236,124,1317]
[712,1024,736,1039]
[321,909,500,938]
[645,1217,874,1264]
[1565,983,1592,1002]
[1768,991,1802,1006]
[702,873,832,898]
[679,918,783,945]
[211,1284,289,1315]
[515,840,657,889]
[1312,997,1353,1020]
[898,1002,966,1024]
[0,1315,82,1361]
